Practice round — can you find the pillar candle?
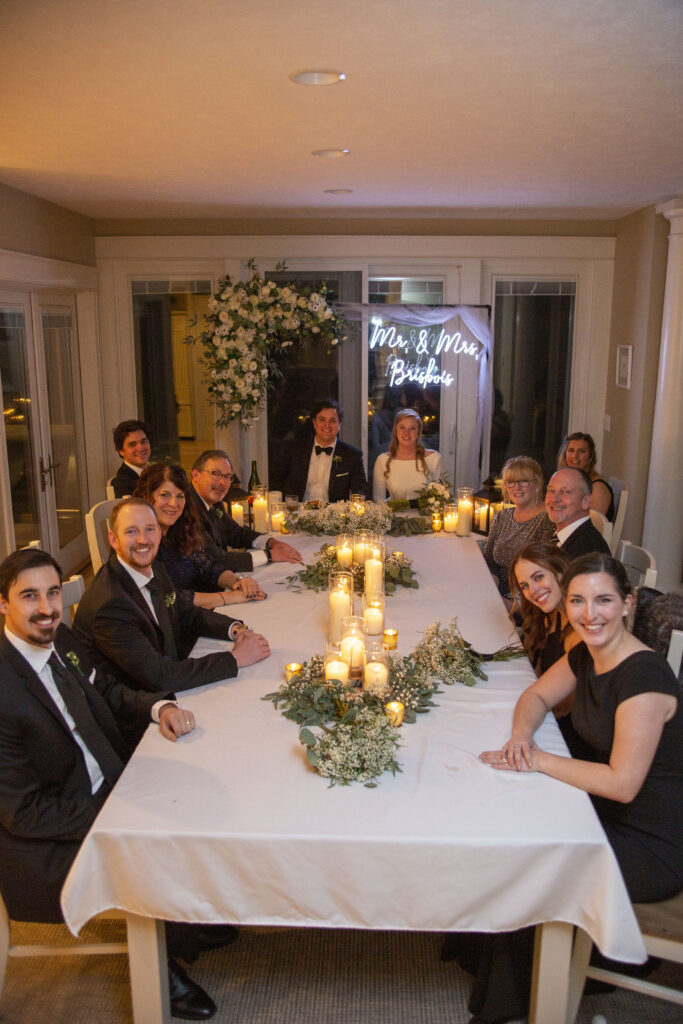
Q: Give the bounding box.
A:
[363,661,389,693]
[329,590,352,643]
[325,660,350,684]
[364,557,383,598]
[270,510,285,532]
[337,543,353,569]
[341,635,365,669]
[231,503,244,526]
[443,511,458,533]
[363,605,384,635]
[253,497,269,532]
[456,500,472,536]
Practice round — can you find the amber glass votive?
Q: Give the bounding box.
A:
[285,662,302,681]
[382,628,398,650]
[385,701,405,727]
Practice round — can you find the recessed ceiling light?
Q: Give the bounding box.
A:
[290,70,346,86]
[324,189,354,194]
[311,148,350,158]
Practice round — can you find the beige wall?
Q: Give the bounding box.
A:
[0,183,96,265]
[602,205,668,545]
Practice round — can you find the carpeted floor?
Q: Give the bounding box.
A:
[1,921,681,1023]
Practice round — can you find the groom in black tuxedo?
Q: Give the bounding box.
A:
[280,398,369,503]
[73,498,271,694]
[0,546,220,1018]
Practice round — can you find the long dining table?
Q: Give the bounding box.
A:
[61,531,646,1024]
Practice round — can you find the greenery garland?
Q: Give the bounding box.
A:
[264,619,524,787]
[284,545,419,594]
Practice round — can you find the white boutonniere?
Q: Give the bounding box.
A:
[66,651,84,676]
[165,591,177,608]
[333,455,343,466]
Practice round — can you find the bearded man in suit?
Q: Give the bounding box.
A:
[0,546,220,1019]
[280,398,369,503]
[73,498,270,694]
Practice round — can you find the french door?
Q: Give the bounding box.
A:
[0,292,89,571]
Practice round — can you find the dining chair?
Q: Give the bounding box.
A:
[60,574,85,627]
[666,628,683,677]
[608,487,628,555]
[0,895,127,997]
[618,539,657,589]
[567,890,683,1017]
[85,498,117,573]
[589,508,613,547]
[106,476,116,500]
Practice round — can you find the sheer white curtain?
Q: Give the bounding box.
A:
[336,302,492,487]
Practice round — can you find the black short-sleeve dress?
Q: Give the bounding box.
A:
[567,643,683,902]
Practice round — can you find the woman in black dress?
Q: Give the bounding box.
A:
[134,463,266,610]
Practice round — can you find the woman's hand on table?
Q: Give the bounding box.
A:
[233,577,266,600]
[479,735,541,772]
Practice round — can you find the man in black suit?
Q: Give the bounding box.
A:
[0,547,218,1019]
[280,398,369,503]
[546,468,611,558]
[73,498,270,694]
[190,450,301,571]
[110,419,152,498]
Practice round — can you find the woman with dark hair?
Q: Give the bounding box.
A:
[134,463,265,610]
[484,551,683,902]
[509,542,577,675]
[372,408,443,502]
[482,456,555,599]
[557,431,614,520]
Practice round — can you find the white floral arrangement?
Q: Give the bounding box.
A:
[414,475,453,515]
[190,259,347,428]
[286,500,393,536]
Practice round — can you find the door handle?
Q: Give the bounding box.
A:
[39,455,62,490]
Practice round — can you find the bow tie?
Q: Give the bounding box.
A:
[315,445,334,456]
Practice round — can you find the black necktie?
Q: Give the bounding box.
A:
[315,445,333,456]
[145,578,179,660]
[48,653,124,786]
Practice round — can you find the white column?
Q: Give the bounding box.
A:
[642,198,683,591]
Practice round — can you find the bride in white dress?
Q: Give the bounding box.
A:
[373,408,443,502]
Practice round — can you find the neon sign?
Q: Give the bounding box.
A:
[369,320,482,390]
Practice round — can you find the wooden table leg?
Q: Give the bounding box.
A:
[125,914,169,1024]
[529,921,574,1024]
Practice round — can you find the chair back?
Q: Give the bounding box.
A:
[609,487,628,555]
[618,539,657,589]
[106,477,116,500]
[588,508,613,547]
[61,575,85,628]
[85,499,117,573]
[667,629,683,678]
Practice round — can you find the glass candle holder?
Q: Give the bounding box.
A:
[336,534,354,570]
[230,500,246,527]
[382,628,398,650]
[443,503,458,533]
[473,497,490,535]
[385,700,405,727]
[362,592,385,636]
[353,530,374,566]
[324,644,350,684]
[340,616,367,680]
[363,648,390,694]
[252,486,269,532]
[456,487,473,537]
[285,494,299,513]
[267,490,283,509]
[350,492,366,515]
[431,512,442,532]
[285,662,302,682]
[364,539,384,599]
[328,571,354,644]
[270,501,286,533]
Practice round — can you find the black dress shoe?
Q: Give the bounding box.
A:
[168,958,217,1020]
[196,923,239,953]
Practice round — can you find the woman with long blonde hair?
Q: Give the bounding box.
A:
[372,408,443,501]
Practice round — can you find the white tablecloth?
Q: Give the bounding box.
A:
[62,534,645,963]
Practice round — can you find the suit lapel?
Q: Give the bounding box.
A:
[0,633,80,735]
[108,552,160,627]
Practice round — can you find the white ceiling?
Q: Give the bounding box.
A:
[1,0,682,222]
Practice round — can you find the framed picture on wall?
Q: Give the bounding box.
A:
[616,344,632,389]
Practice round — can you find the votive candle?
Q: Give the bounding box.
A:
[385,701,405,727]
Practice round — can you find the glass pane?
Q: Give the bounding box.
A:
[0,307,40,547]
[367,279,444,478]
[490,287,574,480]
[42,309,85,548]
[132,284,212,468]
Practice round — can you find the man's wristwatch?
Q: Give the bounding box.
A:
[265,539,273,563]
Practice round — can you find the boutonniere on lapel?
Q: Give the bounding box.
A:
[165,591,177,608]
[65,651,84,676]
[333,455,343,467]
[214,506,224,518]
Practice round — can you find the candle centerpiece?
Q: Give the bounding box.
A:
[252,485,269,533]
[350,492,367,515]
[285,662,302,681]
[270,501,285,533]
[230,501,245,526]
[363,648,389,695]
[353,529,374,567]
[335,533,353,569]
[328,571,354,644]
[324,644,350,684]
[456,486,473,537]
[443,503,458,533]
[431,512,442,532]
[362,591,385,636]
[340,615,368,682]
[385,700,405,727]
[382,628,398,650]
[364,538,385,600]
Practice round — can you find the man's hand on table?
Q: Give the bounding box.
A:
[233,627,271,666]
[268,539,303,563]
[158,704,196,742]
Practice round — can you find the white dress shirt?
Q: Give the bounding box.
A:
[304,438,337,503]
[556,515,590,546]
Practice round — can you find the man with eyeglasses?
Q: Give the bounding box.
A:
[190,450,301,570]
